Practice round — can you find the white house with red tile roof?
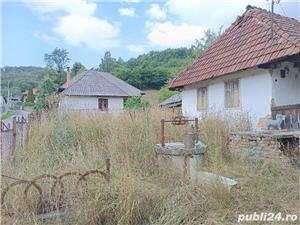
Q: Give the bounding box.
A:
[170,6,300,130]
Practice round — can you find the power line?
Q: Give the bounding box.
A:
[279,2,287,16]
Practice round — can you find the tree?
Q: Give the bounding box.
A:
[34,78,57,110]
[26,87,34,103]
[44,48,70,86]
[44,48,70,72]
[136,67,170,90]
[191,27,223,57]
[71,62,86,76]
[99,51,116,73]
[158,87,179,103]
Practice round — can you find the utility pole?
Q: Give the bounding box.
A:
[270,0,280,38]
[7,81,10,107]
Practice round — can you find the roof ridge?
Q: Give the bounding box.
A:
[246,6,300,48]
[246,4,299,23]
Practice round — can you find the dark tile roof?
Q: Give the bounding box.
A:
[159,93,182,108]
[170,5,300,88]
[61,70,143,97]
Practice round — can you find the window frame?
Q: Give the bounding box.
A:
[98,98,108,111]
[224,79,240,108]
[197,86,208,111]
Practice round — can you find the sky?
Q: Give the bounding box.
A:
[1,0,299,68]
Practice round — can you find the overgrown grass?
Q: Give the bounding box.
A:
[1,108,299,225]
[0,110,13,120]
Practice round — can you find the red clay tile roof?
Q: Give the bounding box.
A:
[22,88,38,96]
[169,5,300,88]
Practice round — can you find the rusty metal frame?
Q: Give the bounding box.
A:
[1,159,110,217]
[160,116,198,147]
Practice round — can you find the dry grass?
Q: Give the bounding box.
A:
[142,90,159,105]
[1,108,299,225]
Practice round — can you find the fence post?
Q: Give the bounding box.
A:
[12,117,17,156]
[161,119,165,147]
[105,159,110,181]
[195,118,199,143]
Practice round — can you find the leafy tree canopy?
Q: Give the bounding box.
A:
[99,51,117,73]
[34,77,57,110]
[158,87,179,103]
[26,86,34,103]
[44,48,71,86]
[98,28,222,90]
[71,62,86,76]
[44,48,70,73]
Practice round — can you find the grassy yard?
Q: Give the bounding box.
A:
[2,108,299,225]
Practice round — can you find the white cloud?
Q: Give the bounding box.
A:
[119,7,136,17]
[127,44,145,54]
[25,0,120,50]
[24,0,96,16]
[147,21,206,48]
[34,32,59,44]
[166,0,267,27]
[53,15,120,49]
[146,4,166,20]
[121,0,140,2]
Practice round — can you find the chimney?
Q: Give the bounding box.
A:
[67,67,71,88]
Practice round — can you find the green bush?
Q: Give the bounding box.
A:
[26,87,34,104]
[34,77,57,111]
[124,96,151,110]
[0,111,13,120]
[23,101,35,107]
[158,87,179,103]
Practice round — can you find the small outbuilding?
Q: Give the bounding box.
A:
[159,93,182,108]
[59,70,143,112]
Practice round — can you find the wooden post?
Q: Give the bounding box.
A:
[183,155,188,179]
[12,117,17,156]
[161,119,165,147]
[195,118,199,143]
[105,158,110,181]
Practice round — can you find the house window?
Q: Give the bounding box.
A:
[225,80,240,108]
[98,98,108,111]
[197,87,208,111]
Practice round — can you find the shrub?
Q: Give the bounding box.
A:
[124,96,151,110]
[0,111,13,120]
[34,77,57,110]
[158,87,179,103]
[25,86,34,103]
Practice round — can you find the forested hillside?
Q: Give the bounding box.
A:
[1,29,221,97]
[1,66,48,96]
[98,29,221,90]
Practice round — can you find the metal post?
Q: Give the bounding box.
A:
[161,119,165,147]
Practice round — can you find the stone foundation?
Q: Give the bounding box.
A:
[229,131,300,164]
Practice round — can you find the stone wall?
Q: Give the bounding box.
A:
[229,131,298,164]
